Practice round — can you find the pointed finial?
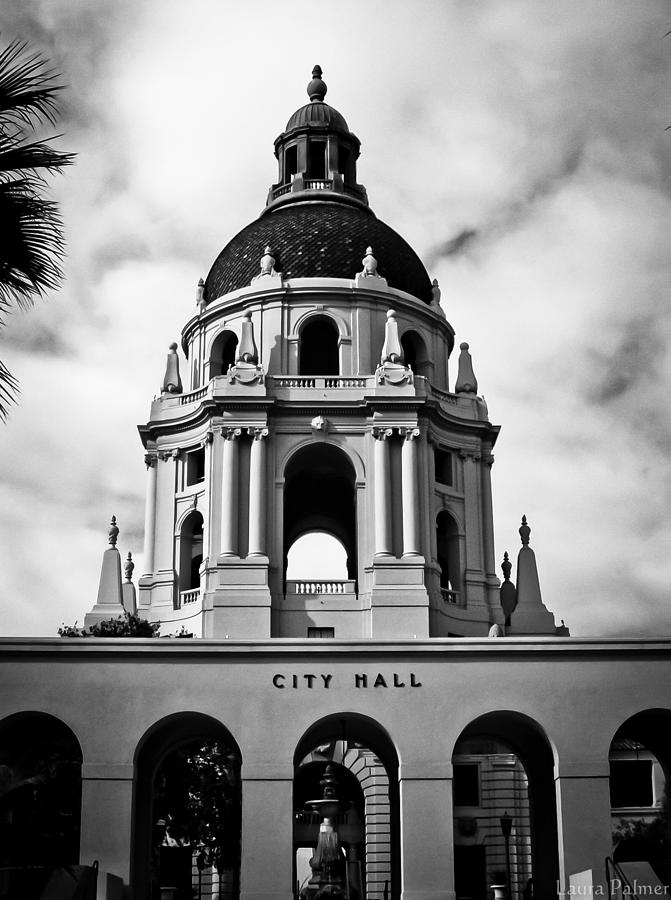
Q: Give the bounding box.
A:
[162,342,183,394]
[519,515,531,546]
[196,277,206,313]
[236,310,259,364]
[124,551,134,582]
[361,246,378,277]
[108,516,119,547]
[455,342,478,394]
[307,65,327,102]
[501,551,512,581]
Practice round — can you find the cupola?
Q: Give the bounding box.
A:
[266,65,368,210]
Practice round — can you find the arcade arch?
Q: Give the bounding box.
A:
[178,510,204,598]
[293,715,400,900]
[436,510,462,604]
[451,711,558,900]
[209,330,238,378]
[132,713,242,900]
[400,330,431,379]
[0,712,82,895]
[298,315,339,376]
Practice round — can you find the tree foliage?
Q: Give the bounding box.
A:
[0,37,74,419]
[58,612,160,638]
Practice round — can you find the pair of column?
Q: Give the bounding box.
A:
[221,427,269,557]
[374,427,421,557]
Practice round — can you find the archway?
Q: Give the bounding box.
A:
[451,712,558,900]
[286,532,349,581]
[0,712,82,897]
[609,710,671,886]
[178,511,204,601]
[294,715,400,900]
[132,713,242,900]
[299,317,339,376]
[279,445,357,637]
[400,331,431,379]
[436,510,462,604]
[209,330,238,378]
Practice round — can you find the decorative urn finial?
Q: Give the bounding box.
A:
[501,551,512,581]
[307,65,327,102]
[108,516,119,547]
[519,515,531,546]
[361,246,378,277]
[196,277,206,313]
[124,551,134,582]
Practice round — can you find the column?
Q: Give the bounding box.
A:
[221,427,241,556]
[142,454,157,574]
[206,429,221,560]
[80,764,133,892]
[460,450,483,571]
[401,428,421,556]
[481,447,496,577]
[399,766,455,900]
[374,428,393,556]
[555,760,613,896]
[248,428,269,556]
[240,763,294,900]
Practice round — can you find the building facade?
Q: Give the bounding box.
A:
[1,68,670,900]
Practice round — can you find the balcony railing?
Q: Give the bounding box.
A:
[179,385,209,405]
[180,588,201,606]
[441,588,461,605]
[286,580,356,595]
[270,375,370,390]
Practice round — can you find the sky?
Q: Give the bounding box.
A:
[0,0,670,637]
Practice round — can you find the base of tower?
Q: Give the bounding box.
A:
[370,557,430,638]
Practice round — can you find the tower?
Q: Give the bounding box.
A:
[136,67,511,639]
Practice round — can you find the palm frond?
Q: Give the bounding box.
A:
[0,357,19,421]
[0,135,75,177]
[0,39,62,129]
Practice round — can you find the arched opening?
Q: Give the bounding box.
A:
[451,712,558,900]
[294,715,400,900]
[178,511,203,601]
[0,712,82,897]
[609,710,671,887]
[209,331,238,378]
[286,532,349,581]
[400,331,431,379]
[436,510,462,605]
[132,713,242,900]
[279,444,357,637]
[299,317,339,377]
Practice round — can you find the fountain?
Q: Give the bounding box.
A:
[299,764,348,900]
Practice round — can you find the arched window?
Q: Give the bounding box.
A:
[299,317,339,376]
[286,531,349,581]
[436,510,461,604]
[209,330,238,378]
[401,330,431,379]
[178,511,203,600]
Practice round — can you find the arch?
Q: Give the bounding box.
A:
[436,509,462,603]
[299,315,339,376]
[286,531,349,580]
[209,329,238,378]
[400,329,431,378]
[280,437,365,484]
[451,711,559,900]
[283,443,358,585]
[178,510,204,594]
[0,711,83,885]
[608,709,671,874]
[132,712,242,900]
[293,714,400,900]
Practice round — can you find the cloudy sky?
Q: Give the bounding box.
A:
[1,0,669,637]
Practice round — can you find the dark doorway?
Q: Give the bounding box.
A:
[299,317,339,376]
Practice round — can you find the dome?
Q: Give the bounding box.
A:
[285,101,350,134]
[204,201,433,304]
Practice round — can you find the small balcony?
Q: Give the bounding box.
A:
[286,580,356,596]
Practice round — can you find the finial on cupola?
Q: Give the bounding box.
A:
[196,277,206,314]
[381,309,403,365]
[162,342,183,394]
[237,310,259,365]
[519,514,531,546]
[108,515,119,547]
[307,65,327,102]
[455,342,478,394]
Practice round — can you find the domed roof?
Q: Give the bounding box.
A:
[285,101,349,134]
[204,201,433,304]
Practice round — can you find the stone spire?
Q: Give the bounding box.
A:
[162,342,183,394]
[380,309,403,365]
[236,311,259,365]
[508,516,558,635]
[84,516,126,629]
[455,342,478,394]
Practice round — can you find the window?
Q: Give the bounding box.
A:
[186,448,205,485]
[298,317,339,376]
[308,140,326,179]
[285,144,298,182]
[453,763,480,807]
[435,449,453,487]
[610,760,653,808]
[307,627,335,639]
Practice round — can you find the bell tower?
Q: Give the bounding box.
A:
[136,67,506,639]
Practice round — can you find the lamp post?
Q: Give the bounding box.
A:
[500,811,513,900]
